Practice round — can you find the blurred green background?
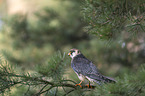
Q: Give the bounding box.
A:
[0,0,145,95]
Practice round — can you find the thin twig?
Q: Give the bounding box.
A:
[62,86,67,93]
[55,87,58,96]
[34,86,54,96]
[0,72,54,85]
[24,84,30,96]
[37,84,49,95]
[63,89,76,96]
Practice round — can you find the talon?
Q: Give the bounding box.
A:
[75,81,83,88]
[85,84,93,88]
[75,84,82,88]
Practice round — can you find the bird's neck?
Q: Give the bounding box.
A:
[73,54,86,59]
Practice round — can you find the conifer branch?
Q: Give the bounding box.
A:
[34,86,54,96]
[0,70,96,95]
[63,89,76,96]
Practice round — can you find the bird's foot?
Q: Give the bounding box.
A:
[75,81,83,88]
[75,83,82,88]
[85,84,93,88]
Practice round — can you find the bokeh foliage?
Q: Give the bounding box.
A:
[0,0,145,95]
[82,0,145,39]
[81,0,145,71]
[1,0,88,69]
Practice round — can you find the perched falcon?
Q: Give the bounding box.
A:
[68,48,116,88]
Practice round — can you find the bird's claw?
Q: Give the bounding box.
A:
[85,84,93,88]
[75,84,82,88]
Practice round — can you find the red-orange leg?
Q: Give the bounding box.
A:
[85,81,93,88]
[75,81,83,88]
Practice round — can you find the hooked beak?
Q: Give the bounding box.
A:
[68,52,71,56]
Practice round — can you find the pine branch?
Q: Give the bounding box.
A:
[34,86,54,96]
[0,71,96,95]
[63,89,75,96]
[0,52,97,95]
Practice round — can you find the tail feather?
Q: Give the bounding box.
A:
[102,75,116,83]
[93,76,116,85]
[86,74,116,85]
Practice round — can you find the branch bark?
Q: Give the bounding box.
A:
[0,72,96,96]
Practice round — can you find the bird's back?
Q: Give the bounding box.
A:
[71,54,99,76]
[71,54,116,84]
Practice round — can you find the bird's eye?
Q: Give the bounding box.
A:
[77,51,80,53]
[70,50,75,54]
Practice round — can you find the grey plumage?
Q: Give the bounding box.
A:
[71,54,116,85]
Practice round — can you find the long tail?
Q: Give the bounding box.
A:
[102,75,116,83]
[93,75,116,85]
[88,74,116,85]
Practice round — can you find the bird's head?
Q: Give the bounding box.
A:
[68,48,81,58]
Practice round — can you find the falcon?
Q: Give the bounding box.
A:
[68,48,116,88]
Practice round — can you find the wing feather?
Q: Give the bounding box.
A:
[71,54,116,83]
[71,54,99,76]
